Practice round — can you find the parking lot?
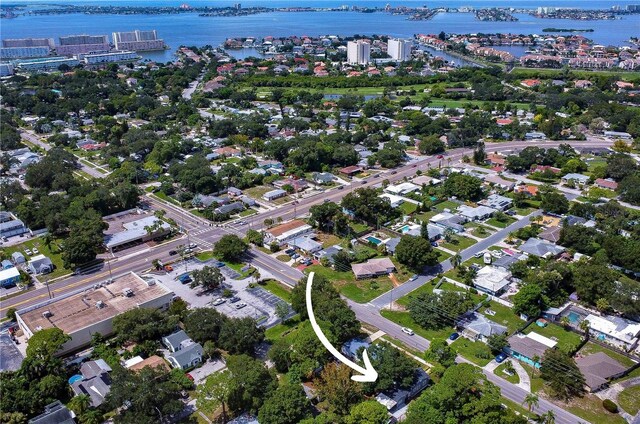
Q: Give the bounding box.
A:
[148,258,288,327]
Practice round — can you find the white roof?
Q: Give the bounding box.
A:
[124,356,144,368]
[379,193,404,207]
[385,182,420,195]
[585,313,640,344]
[0,267,20,281]
[473,266,511,293]
[527,331,558,348]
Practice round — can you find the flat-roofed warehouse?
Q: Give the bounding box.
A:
[16,272,174,356]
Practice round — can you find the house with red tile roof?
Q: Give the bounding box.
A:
[595,178,618,190]
[520,79,541,88]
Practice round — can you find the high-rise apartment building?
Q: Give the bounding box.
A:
[112,30,164,51]
[2,38,54,48]
[387,38,412,61]
[56,34,110,56]
[347,40,371,65]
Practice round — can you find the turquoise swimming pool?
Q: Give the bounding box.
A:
[366,236,382,245]
[400,225,411,233]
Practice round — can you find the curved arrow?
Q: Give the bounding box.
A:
[306,272,378,382]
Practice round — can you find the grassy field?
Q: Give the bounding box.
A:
[276,254,291,262]
[153,191,182,206]
[414,210,438,223]
[618,386,640,415]
[479,302,524,334]
[341,279,394,303]
[510,67,640,81]
[565,394,628,424]
[5,237,71,279]
[523,322,583,354]
[451,337,492,366]
[195,251,215,261]
[439,235,477,252]
[486,216,517,228]
[259,279,292,302]
[349,222,370,234]
[265,315,301,342]
[239,208,258,217]
[494,362,520,384]
[399,202,418,215]
[381,310,453,341]
[396,280,437,306]
[433,200,460,212]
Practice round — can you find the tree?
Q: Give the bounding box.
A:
[341,188,398,226]
[409,291,474,330]
[315,363,362,416]
[197,370,233,421]
[395,235,439,271]
[67,394,91,417]
[332,250,354,272]
[218,317,265,355]
[345,400,389,424]
[606,153,637,181]
[540,349,585,400]
[425,338,456,368]
[214,234,248,261]
[275,302,290,320]
[442,174,483,201]
[6,307,17,321]
[226,354,277,414]
[184,308,228,344]
[523,393,539,414]
[473,142,486,165]
[487,333,509,354]
[107,366,183,423]
[450,254,462,269]
[363,342,417,394]
[512,283,545,319]
[573,260,616,307]
[112,308,178,344]
[309,202,342,232]
[405,364,527,424]
[418,135,446,155]
[258,383,311,424]
[190,266,224,291]
[540,192,569,215]
[618,173,640,205]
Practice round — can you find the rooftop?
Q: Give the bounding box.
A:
[473,266,511,294]
[266,219,310,238]
[519,237,565,258]
[576,352,628,389]
[18,272,172,335]
[585,313,640,345]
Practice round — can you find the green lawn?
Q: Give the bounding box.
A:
[276,254,291,262]
[618,386,640,415]
[399,202,418,215]
[5,237,71,279]
[471,225,493,238]
[486,216,517,228]
[436,250,453,262]
[259,279,292,302]
[451,338,492,366]
[239,208,258,217]
[414,210,438,223]
[265,315,301,342]
[566,394,628,424]
[433,200,460,212]
[522,364,545,394]
[578,342,636,367]
[523,322,583,354]
[381,310,453,341]
[153,192,181,206]
[349,222,370,235]
[195,251,215,261]
[341,279,394,303]
[513,206,537,216]
[396,280,437,306]
[494,362,520,384]
[439,235,477,252]
[479,302,524,334]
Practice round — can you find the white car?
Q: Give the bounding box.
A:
[32,248,39,255]
[24,249,32,256]
[235,302,247,310]
[401,327,415,336]
[188,243,197,249]
[212,298,226,306]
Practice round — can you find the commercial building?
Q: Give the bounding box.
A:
[16,272,174,356]
[82,51,139,65]
[57,34,110,55]
[14,56,80,72]
[263,189,287,202]
[112,30,165,51]
[104,215,171,251]
[0,217,29,238]
[2,38,54,48]
[264,219,314,245]
[0,46,51,59]
[347,40,371,65]
[0,63,14,76]
[387,38,412,61]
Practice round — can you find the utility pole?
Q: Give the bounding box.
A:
[45,276,52,299]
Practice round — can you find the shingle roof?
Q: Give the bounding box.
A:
[576,352,628,389]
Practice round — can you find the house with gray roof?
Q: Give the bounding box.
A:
[519,238,565,258]
[28,401,75,424]
[288,236,322,254]
[480,194,513,211]
[263,189,287,201]
[0,218,28,238]
[575,352,628,392]
[11,251,26,264]
[214,202,244,216]
[27,255,53,275]
[167,342,203,370]
[313,245,343,264]
[162,330,193,353]
[429,212,466,233]
[70,359,112,407]
[458,312,507,342]
[458,205,495,221]
[312,172,334,185]
[562,173,590,187]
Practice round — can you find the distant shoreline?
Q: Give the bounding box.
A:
[542,28,595,32]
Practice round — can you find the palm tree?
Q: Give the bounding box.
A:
[451,254,462,269]
[579,319,590,339]
[522,393,539,414]
[560,316,570,329]
[542,410,556,424]
[68,394,91,416]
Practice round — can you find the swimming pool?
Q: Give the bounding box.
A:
[567,311,582,324]
[400,225,411,233]
[68,375,83,384]
[366,236,382,245]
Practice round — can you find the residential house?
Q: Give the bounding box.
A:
[384,237,402,255]
[163,330,194,353]
[507,332,557,368]
[525,132,546,140]
[473,266,512,296]
[486,153,506,167]
[288,236,322,254]
[215,146,242,157]
[1,259,13,269]
[339,165,362,176]
[481,194,513,211]
[167,343,204,370]
[430,212,466,233]
[274,178,308,192]
[27,254,53,275]
[458,205,495,221]
[380,193,405,208]
[385,182,420,196]
[375,368,430,413]
[126,355,170,372]
[562,173,590,186]
[352,258,396,279]
[214,202,244,216]
[193,194,228,208]
[227,187,243,197]
[70,359,112,407]
[492,253,521,270]
[484,175,515,191]
[519,238,565,258]
[28,401,75,424]
[584,314,640,351]
[575,352,628,392]
[603,131,632,140]
[264,220,314,246]
[312,172,334,185]
[0,218,29,238]
[515,184,539,197]
[263,189,287,201]
[412,175,441,186]
[11,251,26,264]
[0,267,21,288]
[313,245,343,264]
[458,312,508,342]
[595,178,618,190]
[538,226,562,243]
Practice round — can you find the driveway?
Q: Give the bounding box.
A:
[188,359,226,385]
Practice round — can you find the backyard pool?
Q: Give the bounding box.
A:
[567,311,582,324]
[366,236,383,245]
[400,225,411,233]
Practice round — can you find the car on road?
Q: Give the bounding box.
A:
[474,252,484,258]
[169,250,178,255]
[237,221,247,226]
[449,332,459,341]
[229,296,241,303]
[436,154,444,159]
[390,170,397,174]
[401,327,415,336]
[495,353,507,363]
[211,298,226,306]
[188,243,197,249]
[180,277,192,285]
[214,261,225,268]
[323,199,330,203]
[409,275,418,281]
[184,248,193,254]
[361,180,367,184]
[235,302,247,310]
[337,185,344,190]
[412,164,417,168]
[164,265,173,272]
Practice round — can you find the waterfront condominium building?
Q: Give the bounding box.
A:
[112,30,165,51]
[0,46,51,60]
[82,50,139,65]
[2,38,55,48]
[56,34,111,56]
[347,40,371,65]
[387,38,412,61]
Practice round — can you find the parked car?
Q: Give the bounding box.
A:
[24,249,32,256]
[235,302,247,310]
[506,210,517,216]
[169,250,178,255]
[474,252,484,258]
[181,277,192,285]
[291,253,300,259]
[337,186,344,190]
[164,265,173,272]
[391,170,397,174]
[215,261,225,268]
[449,332,459,341]
[495,353,507,363]
[436,154,444,159]
[212,298,226,306]
[401,327,415,336]
[229,296,241,303]
[32,248,39,255]
[361,180,367,184]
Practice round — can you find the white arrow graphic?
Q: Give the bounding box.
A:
[306,272,378,382]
